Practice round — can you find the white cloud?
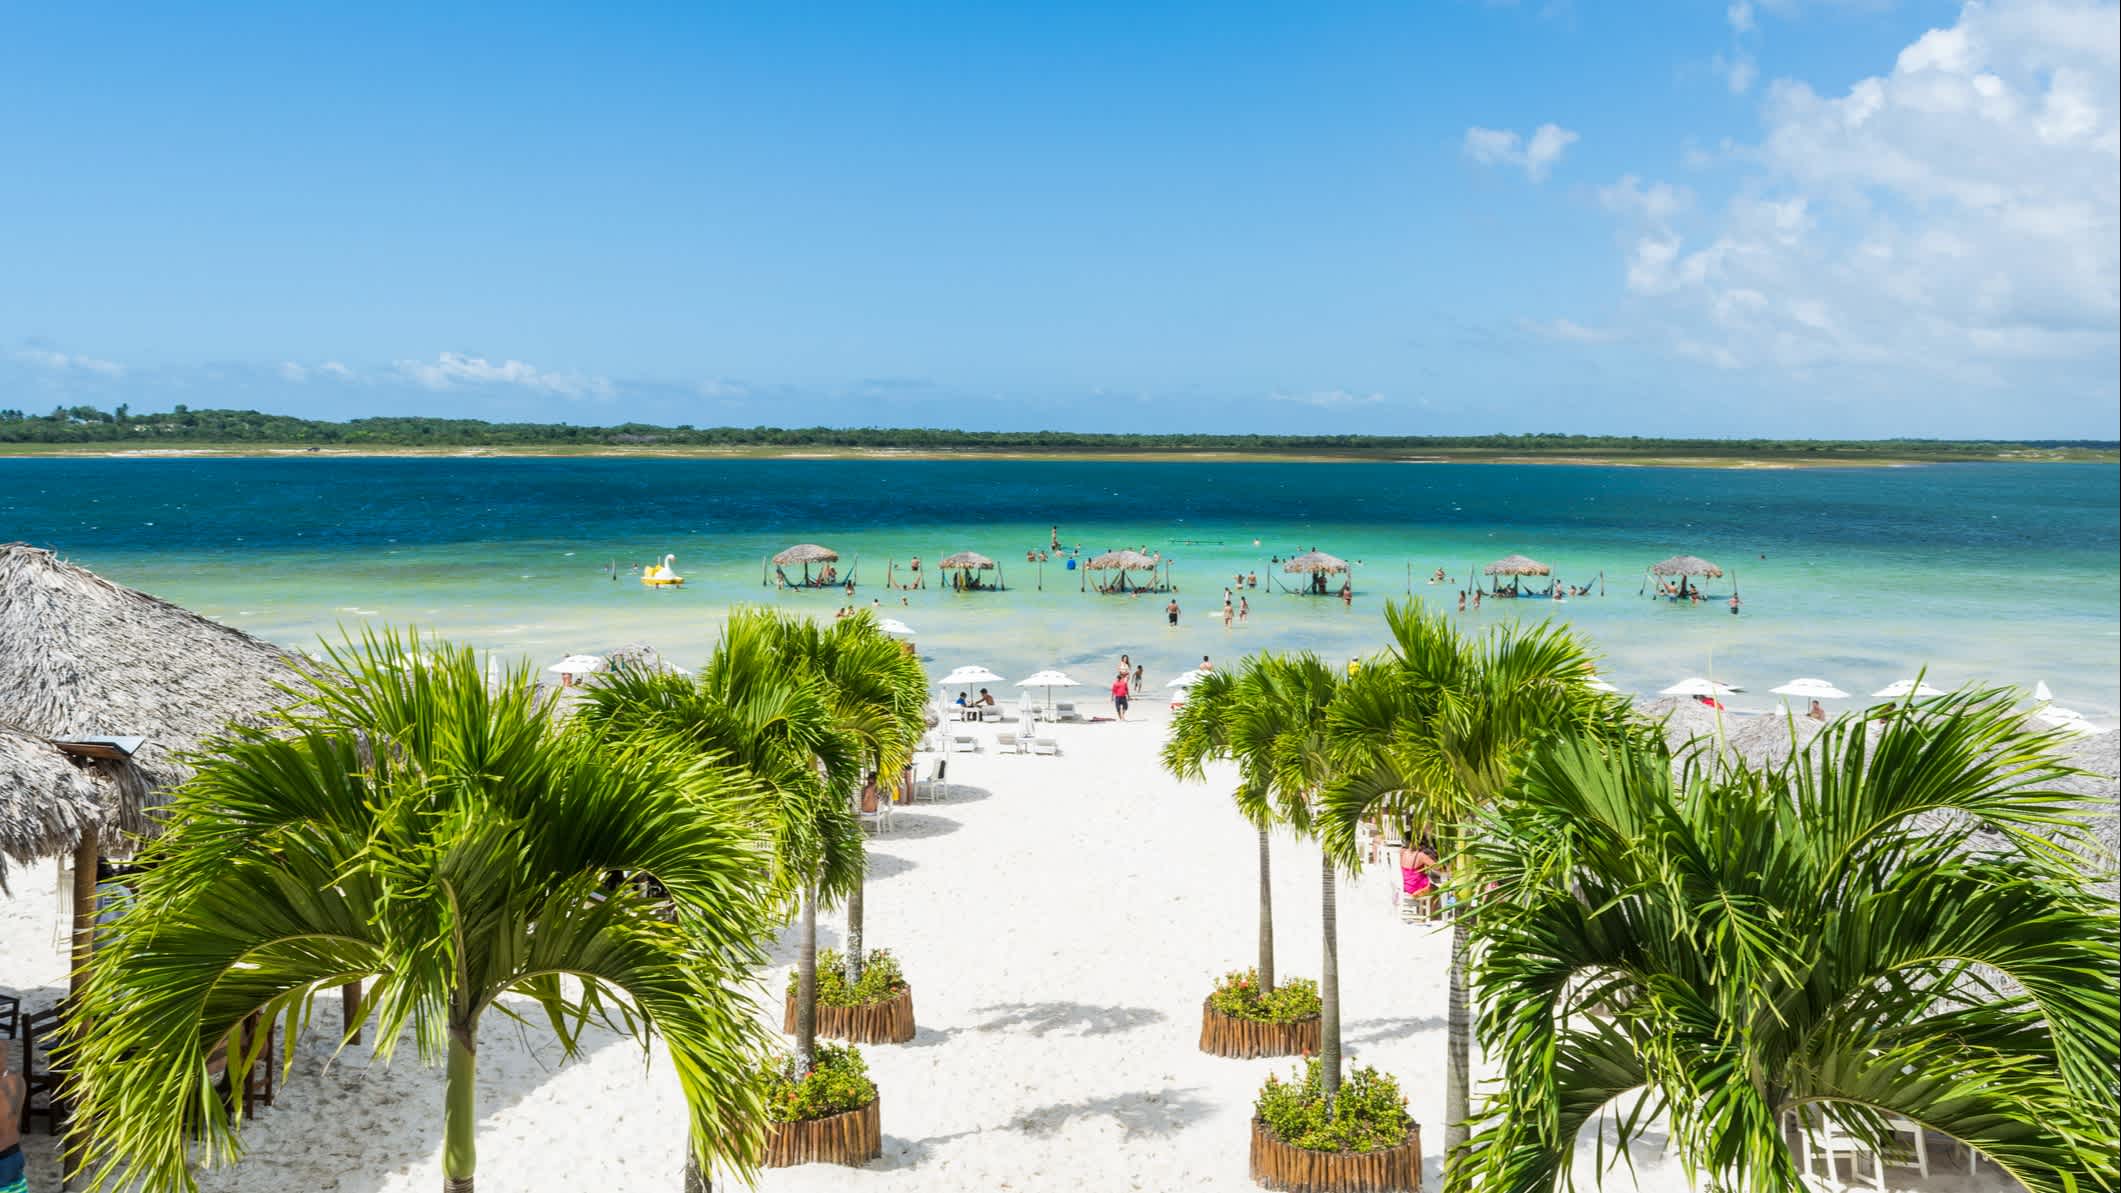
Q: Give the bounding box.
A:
[1718,52,1760,93]
[1270,389,1385,409]
[1463,122,1580,182]
[14,347,124,377]
[1523,318,1621,343]
[394,352,616,400]
[696,378,749,399]
[282,360,357,383]
[1728,1,1758,32]
[1600,0,2119,390]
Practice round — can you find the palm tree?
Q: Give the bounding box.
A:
[576,609,864,1073]
[1453,691,2120,1193]
[65,633,781,1193]
[767,611,930,987]
[1321,601,1626,1163]
[1228,653,1349,1102]
[1162,663,1283,993]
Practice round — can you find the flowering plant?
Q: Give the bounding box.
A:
[1207,969,1321,1023]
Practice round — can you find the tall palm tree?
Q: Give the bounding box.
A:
[1162,664,1284,992]
[576,608,865,1072]
[1453,691,2120,1193]
[1321,601,1626,1163]
[1230,653,1349,1102]
[65,633,781,1193]
[768,611,930,986]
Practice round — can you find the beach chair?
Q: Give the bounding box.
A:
[1052,701,1079,721]
[1786,1108,1896,1191]
[859,792,892,834]
[21,1002,69,1134]
[948,730,979,753]
[0,990,17,1039]
[915,757,947,801]
[995,729,1021,754]
[1031,736,1060,755]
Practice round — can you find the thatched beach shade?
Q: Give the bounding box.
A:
[1083,549,1161,593]
[1650,554,1723,578]
[1483,554,1551,577]
[1283,550,1349,575]
[939,550,1004,591]
[0,724,110,890]
[0,543,306,993]
[768,542,849,588]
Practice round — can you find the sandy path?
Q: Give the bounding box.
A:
[3,712,2010,1191]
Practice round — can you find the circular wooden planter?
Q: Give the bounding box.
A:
[764,1096,883,1168]
[1249,1117,1422,1192]
[1199,997,1322,1058]
[784,986,917,1044]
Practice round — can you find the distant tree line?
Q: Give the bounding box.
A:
[0,403,2111,458]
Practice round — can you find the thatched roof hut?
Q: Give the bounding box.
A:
[1085,549,1158,571]
[773,544,839,566]
[1282,550,1349,575]
[1650,554,1723,578]
[0,725,112,887]
[939,551,996,571]
[0,544,303,793]
[1484,554,1551,577]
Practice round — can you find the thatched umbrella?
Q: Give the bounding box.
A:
[0,724,110,890]
[0,543,305,994]
[1483,554,1550,577]
[768,543,843,587]
[1281,549,1349,595]
[1650,555,1723,578]
[939,550,1003,592]
[1083,549,1159,593]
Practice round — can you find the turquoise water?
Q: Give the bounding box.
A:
[5,458,2117,716]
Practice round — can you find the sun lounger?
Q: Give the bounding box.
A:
[995,729,1022,753]
[948,731,980,753]
[1031,736,1060,755]
[1052,701,1079,721]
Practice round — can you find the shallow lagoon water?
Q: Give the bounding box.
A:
[5,457,2116,716]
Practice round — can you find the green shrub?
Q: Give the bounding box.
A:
[1255,1059,1413,1153]
[787,948,908,1008]
[760,1042,878,1123]
[1206,969,1321,1023]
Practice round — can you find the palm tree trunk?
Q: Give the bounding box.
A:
[796,880,819,1071]
[1256,825,1275,993]
[682,1151,711,1193]
[443,1022,477,1192]
[1319,849,1341,1109]
[1443,916,1471,1162]
[845,873,865,986]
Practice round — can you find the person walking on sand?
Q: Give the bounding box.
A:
[1111,671,1131,720]
[1166,598,1180,627]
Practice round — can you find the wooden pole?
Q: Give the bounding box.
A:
[69,827,99,998]
[342,980,364,1045]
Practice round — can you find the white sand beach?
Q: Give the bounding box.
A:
[3,709,2031,1192]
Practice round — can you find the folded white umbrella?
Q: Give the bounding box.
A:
[878,618,916,637]
[1872,679,1945,699]
[545,653,604,675]
[1661,677,1739,697]
[2033,681,2053,703]
[1771,678,1851,700]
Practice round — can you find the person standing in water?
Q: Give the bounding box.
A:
[1166,598,1180,627]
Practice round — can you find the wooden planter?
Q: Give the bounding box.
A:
[1249,1117,1422,1192]
[764,1097,882,1168]
[1200,997,1322,1059]
[784,986,917,1044]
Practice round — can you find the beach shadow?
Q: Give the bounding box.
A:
[1343,1013,1448,1047]
[936,783,994,804]
[975,1000,1166,1039]
[764,920,847,967]
[863,851,919,881]
[875,812,961,840]
[1006,1085,1217,1139]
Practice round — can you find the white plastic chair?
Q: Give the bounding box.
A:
[1031,736,1060,755]
[914,758,947,802]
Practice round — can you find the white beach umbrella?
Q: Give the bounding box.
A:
[1583,676,1622,694]
[878,618,916,637]
[1770,678,1851,700]
[1017,668,1081,713]
[1871,679,1945,700]
[545,653,604,676]
[2033,707,2107,736]
[939,664,1005,686]
[1660,677,1739,697]
[1166,670,1207,689]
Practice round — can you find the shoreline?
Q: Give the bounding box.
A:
[3,443,2114,467]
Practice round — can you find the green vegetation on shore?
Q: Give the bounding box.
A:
[2,403,2113,463]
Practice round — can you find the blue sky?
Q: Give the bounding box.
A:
[4,1,2115,437]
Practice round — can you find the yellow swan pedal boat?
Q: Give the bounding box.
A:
[640,553,685,587]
